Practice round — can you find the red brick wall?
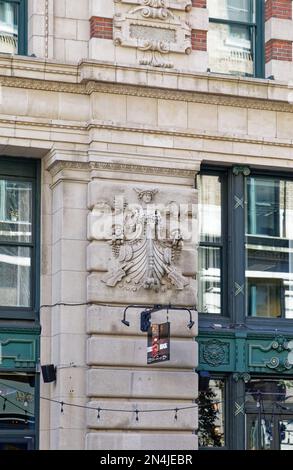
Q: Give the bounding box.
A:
[265,0,292,21]
[90,17,113,40]
[265,39,292,62]
[192,0,207,7]
[191,29,207,51]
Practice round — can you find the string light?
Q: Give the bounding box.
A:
[97,407,101,420]
[2,398,6,411]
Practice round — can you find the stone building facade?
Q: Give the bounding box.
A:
[0,0,293,451]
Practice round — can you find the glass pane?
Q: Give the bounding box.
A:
[246,379,293,403]
[0,1,18,54]
[208,23,253,76]
[199,379,225,448]
[198,175,222,243]
[199,246,221,314]
[246,178,293,318]
[247,417,273,450]
[0,375,35,430]
[0,246,31,307]
[0,179,32,243]
[207,0,254,22]
[280,420,293,450]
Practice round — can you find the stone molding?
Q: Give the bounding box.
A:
[0,74,292,113]
[47,160,198,178]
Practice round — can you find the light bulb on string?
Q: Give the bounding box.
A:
[97,408,101,420]
[24,400,28,408]
[61,402,64,414]
[2,398,7,411]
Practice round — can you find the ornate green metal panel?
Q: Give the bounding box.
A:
[198,333,293,375]
[0,329,39,370]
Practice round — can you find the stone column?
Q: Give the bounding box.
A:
[86,160,199,450]
[43,150,90,450]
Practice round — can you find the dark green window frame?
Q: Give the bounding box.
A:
[0,157,40,321]
[208,0,264,78]
[198,166,293,334]
[0,0,27,55]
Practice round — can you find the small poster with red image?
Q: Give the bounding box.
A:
[147,322,170,364]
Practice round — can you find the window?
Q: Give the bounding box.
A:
[198,376,226,448]
[0,157,39,319]
[207,0,264,78]
[198,168,293,320]
[198,173,223,315]
[0,0,27,55]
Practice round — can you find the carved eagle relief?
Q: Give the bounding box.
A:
[101,189,189,292]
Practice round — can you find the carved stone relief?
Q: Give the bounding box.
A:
[100,188,189,293]
[114,0,192,68]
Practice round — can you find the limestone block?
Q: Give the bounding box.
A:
[87,400,197,431]
[86,432,197,450]
[89,38,115,62]
[126,96,158,126]
[51,333,86,368]
[58,93,89,121]
[190,7,209,30]
[87,241,111,271]
[52,181,88,212]
[265,18,293,43]
[158,100,188,129]
[277,112,293,139]
[218,106,248,135]
[188,102,218,132]
[266,60,293,83]
[52,270,87,304]
[87,272,197,306]
[55,18,77,40]
[1,87,28,116]
[52,239,87,273]
[52,208,88,242]
[65,40,88,62]
[90,0,114,18]
[248,109,277,138]
[77,20,90,41]
[86,305,198,338]
[66,0,89,20]
[87,369,198,399]
[87,336,197,369]
[51,429,86,450]
[91,92,127,122]
[50,368,87,400]
[52,305,87,335]
[50,397,86,431]
[54,0,66,17]
[28,90,59,119]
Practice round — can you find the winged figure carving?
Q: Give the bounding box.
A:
[101,189,189,292]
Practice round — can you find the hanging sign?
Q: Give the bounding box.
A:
[147,322,170,364]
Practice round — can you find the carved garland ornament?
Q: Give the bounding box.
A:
[114,0,192,68]
[101,188,189,293]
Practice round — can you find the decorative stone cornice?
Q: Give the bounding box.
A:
[0,74,292,113]
[47,159,197,178]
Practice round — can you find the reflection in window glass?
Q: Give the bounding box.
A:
[0,180,32,243]
[280,420,293,450]
[198,174,222,314]
[0,1,18,54]
[208,23,253,76]
[246,177,293,318]
[207,0,253,22]
[199,379,225,448]
[199,246,221,314]
[0,375,35,430]
[0,246,31,307]
[198,175,222,244]
[245,379,293,403]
